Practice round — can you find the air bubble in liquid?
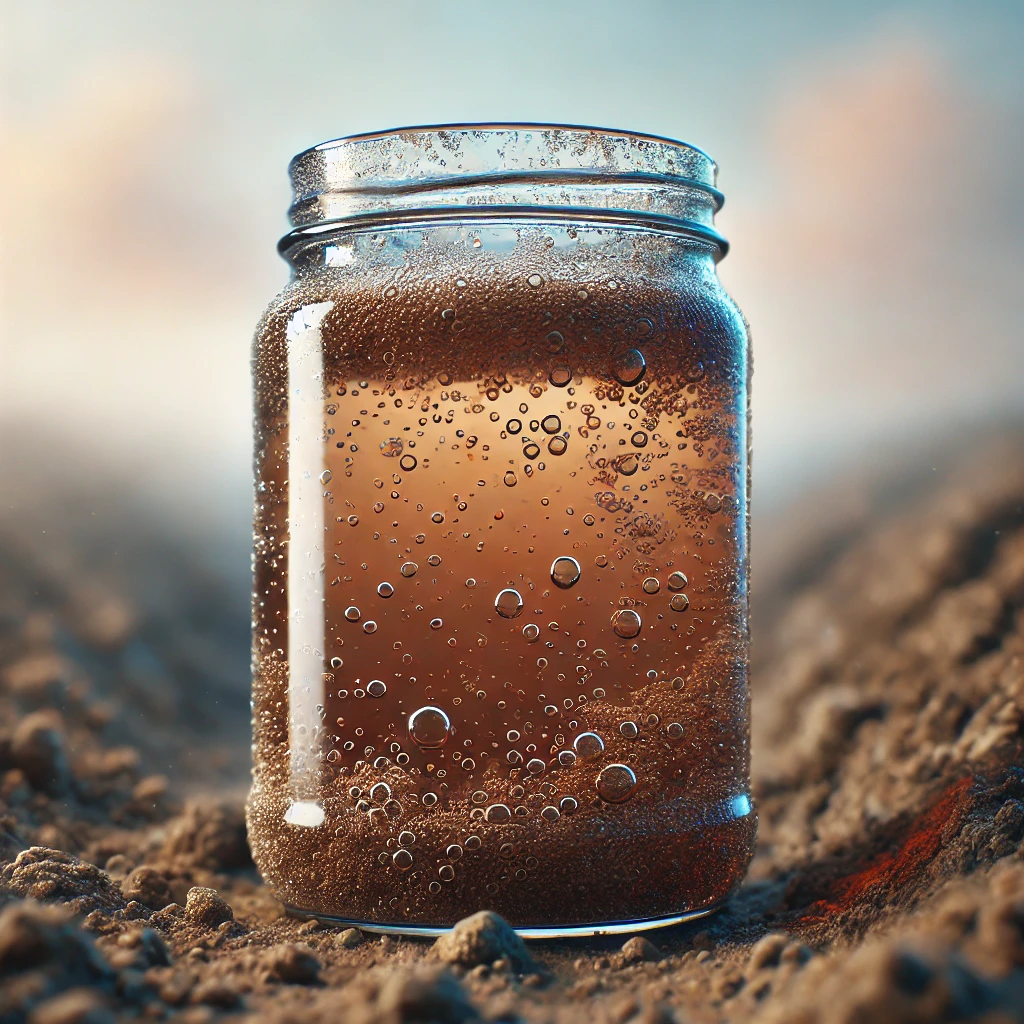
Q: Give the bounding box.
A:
[377,582,394,598]
[345,606,361,622]
[347,515,359,526]
[596,763,638,803]
[392,849,413,870]
[431,512,445,524]
[630,431,649,448]
[408,706,451,748]
[319,470,333,485]
[548,436,568,456]
[400,454,417,471]
[503,470,518,487]
[616,454,639,476]
[667,722,684,739]
[642,577,660,595]
[362,621,377,634]
[557,750,577,767]
[485,803,512,824]
[667,571,688,591]
[447,844,463,860]
[495,588,524,619]
[367,680,386,697]
[526,758,546,775]
[370,783,391,802]
[560,795,579,814]
[573,732,605,758]
[398,830,415,846]
[611,608,642,638]
[541,415,561,434]
[523,442,541,460]
[401,562,418,578]
[465,578,477,588]
[549,365,572,387]
[427,554,441,567]
[619,721,638,739]
[527,273,543,288]
[613,348,647,386]
[429,618,443,629]
[506,419,522,435]
[550,556,581,589]
[670,593,690,612]
[373,501,385,513]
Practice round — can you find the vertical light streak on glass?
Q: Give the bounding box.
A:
[284,301,334,828]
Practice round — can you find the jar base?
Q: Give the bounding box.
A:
[283,902,722,939]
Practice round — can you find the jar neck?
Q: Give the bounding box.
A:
[279,124,728,260]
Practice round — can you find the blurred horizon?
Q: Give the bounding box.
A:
[2,0,1023,555]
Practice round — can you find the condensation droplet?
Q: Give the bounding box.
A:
[619,721,638,739]
[630,431,649,448]
[596,763,638,803]
[642,577,660,595]
[392,849,413,870]
[429,618,443,629]
[408,706,451,748]
[613,348,647,386]
[427,554,441,567]
[367,680,386,697]
[400,454,417,471]
[559,795,579,814]
[667,722,684,739]
[503,470,518,487]
[345,606,361,622]
[377,582,394,598]
[380,438,403,457]
[495,588,524,619]
[550,556,581,589]
[320,470,333,485]
[573,732,605,758]
[611,608,642,638]
[667,571,688,591]
[541,414,561,434]
[549,364,572,388]
[547,436,568,456]
[506,419,522,435]
[522,623,540,642]
[431,512,445,524]
[401,562,418,578]
[557,749,577,767]
[670,593,690,612]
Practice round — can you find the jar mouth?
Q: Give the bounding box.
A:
[283,122,727,256]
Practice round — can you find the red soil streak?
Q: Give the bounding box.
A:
[795,777,975,926]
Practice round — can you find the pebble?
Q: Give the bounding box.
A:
[338,927,364,948]
[620,936,664,964]
[431,911,535,973]
[120,867,173,912]
[184,887,233,928]
[375,966,477,1024]
[264,942,322,984]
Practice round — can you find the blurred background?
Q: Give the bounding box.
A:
[1,1,1023,750]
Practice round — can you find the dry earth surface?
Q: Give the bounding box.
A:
[3,430,1024,1023]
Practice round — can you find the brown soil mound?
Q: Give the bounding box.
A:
[2,430,1024,1023]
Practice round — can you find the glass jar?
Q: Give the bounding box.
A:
[248,124,753,937]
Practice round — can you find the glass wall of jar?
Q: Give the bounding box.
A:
[248,125,754,936]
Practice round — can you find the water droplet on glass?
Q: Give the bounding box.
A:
[377,582,394,598]
[485,803,512,824]
[362,620,377,634]
[557,749,577,767]
[522,623,540,642]
[619,721,638,739]
[670,593,690,612]
[642,577,660,595]
[527,273,543,288]
[613,348,647,386]
[596,764,637,802]
[431,512,445,524]
[611,608,642,638]
[616,454,639,476]
[347,515,359,526]
[547,436,568,456]
[429,618,443,629]
[427,554,441,567]
[550,556,581,589]
[667,571,688,591]
[373,501,385,513]
[541,415,561,435]
[545,330,565,352]
[400,454,417,471]
[380,438,403,457]
[400,562,418,578]
[560,795,579,814]
[574,732,605,758]
[506,419,522,435]
[465,578,477,588]
[392,849,413,870]
[667,722,684,739]
[408,706,451,748]
[495,588,524,619]
[541,805,560,822]
[630,431,649,448]
[526,758,546,775]
[345,606,361,622]
[319,470,333,485]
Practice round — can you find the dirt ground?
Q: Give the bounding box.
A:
[3,429,1024,1023]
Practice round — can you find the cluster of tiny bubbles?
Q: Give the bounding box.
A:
[380,438,403,457]
[642,577,661,595]
[522,623,540,642]
[613,348,647,387]
[611,608,642,639]
[550,556,582,589]
[495,588,524,619]
[345,606,361,622]
[573,732,605,758]
[377,582,394,598]
[596,764,638,802]
[408,706,451,748]
[367,680,386,697]
[400,562,418,578]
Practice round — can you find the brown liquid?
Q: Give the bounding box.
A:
[248,226,754,928]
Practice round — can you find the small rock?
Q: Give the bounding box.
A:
[432,911,534,972]
[1,849,126,916]
[28,988,114,1024]
[338,927,364,948]
[121,867,174,911]
[184,887,233,928]
[747,931,790,971]
[10,713,72,796]
[264,942,321,984]
[376,966,478,1024]
[620,936,663,964]
[161,801,250,872]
